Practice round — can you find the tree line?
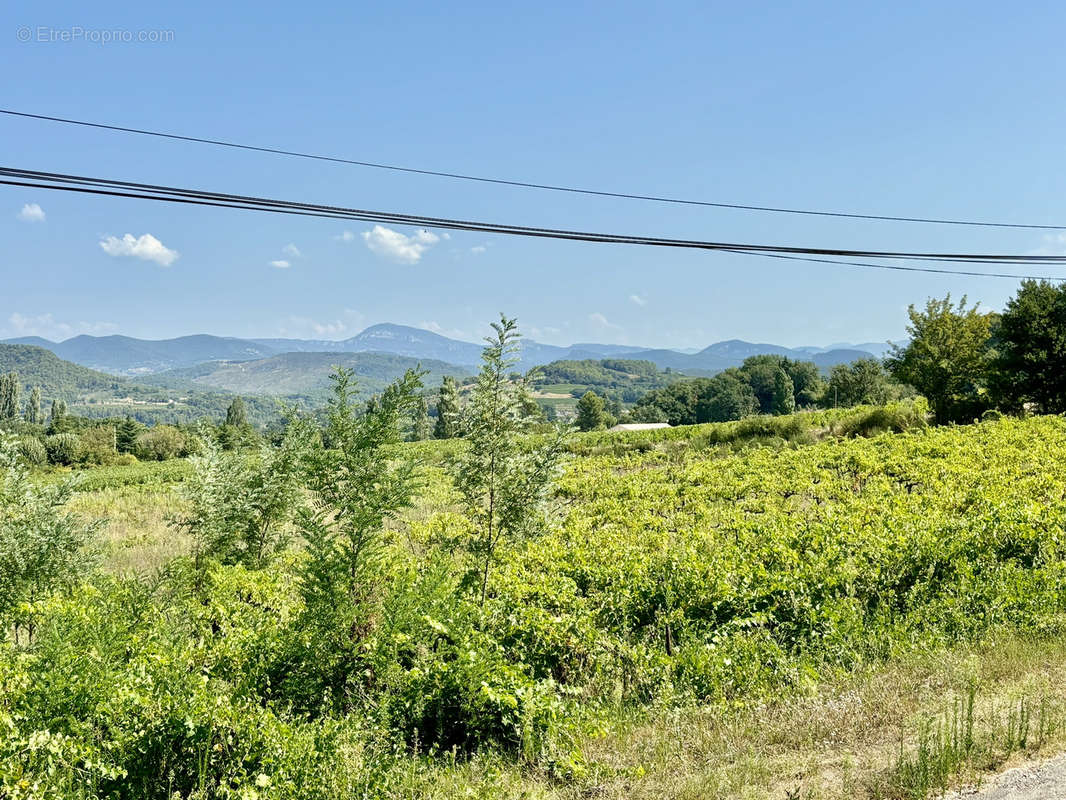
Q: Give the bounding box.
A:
[569,279,1066,430]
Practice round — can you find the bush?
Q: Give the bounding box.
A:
[45,433,81,465]
[78,425,117,466]
[833,398,929,438]
[17,436,47,467]
[134,425,186,461]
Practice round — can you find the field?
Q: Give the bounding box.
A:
[7,408,1066,798]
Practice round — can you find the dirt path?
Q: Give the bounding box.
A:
[947,754,1066,799]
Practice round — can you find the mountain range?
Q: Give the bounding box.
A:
[3,323,894,377]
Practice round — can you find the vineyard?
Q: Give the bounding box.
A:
[5,411,1066,797]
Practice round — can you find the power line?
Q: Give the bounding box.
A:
[2,107,1063,232]
[1,165,1063,281]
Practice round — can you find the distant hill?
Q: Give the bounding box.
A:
[0,343,278,425]
[527,357,681,416]
[136,351,474,402]
[2,334,277,376]
[0,343,127,397]
[4,324,896,378]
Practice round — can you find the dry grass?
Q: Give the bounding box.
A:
[550,635,1066,800]
[68,484,190,576]
[365,635,1066,800]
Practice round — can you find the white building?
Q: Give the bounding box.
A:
[607,422,671,432]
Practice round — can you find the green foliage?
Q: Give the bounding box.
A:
[434,375,461,439]
[631,355,825,426]
[886,295,995,423]
[45,432,81,465]
[826,357,896,407]
[174,418,313,576]
[992,279,1066,413]
[697,370,759,422]
[454,316,569,606]
[0,372,20,421]
[115,416,144,454]
[296,366,425,703]
[7,411,1066,793]
[771,367,796,415]
[575,390,611,431]
[16,436,47,467]
[47,398,69,434]
[225,396,248,427]
[78,425,118,466]
[412,395,431,441]
[133,425,186,461]
[26,386,42,425]
[529,358,676,404]
[0,436,98,636]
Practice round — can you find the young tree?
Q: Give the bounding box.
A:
[239,416,315,567]
[0,372,21,421]
[116,416,144,454]
[454,316,568,606]
[298,367,424,645]
[175,416,314,576]
[991,280,1066,413]
[434,375,461,439]
[26,386,42,425]
[886,295,994,423]
[575,390,609,431]
[0,436,99,641]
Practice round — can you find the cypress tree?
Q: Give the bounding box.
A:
[27,386,42,425]
[0,372,20,421]
[48,398,69,434]
[225,397,248,428]
[434,376,460,439]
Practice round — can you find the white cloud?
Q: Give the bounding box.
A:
[282,243,302,258]
[588,312,618,328]
[420,320,471,340]
[99,233,179,266]
[17,203,45,222]
[470,245,487,255]
[362,225,440,264]
[4,312,117,341]
[629,293,647,306]
[270,260,291,269]
[334,231,356,242]
[277,309,365,340]
[1030,234,1066,257]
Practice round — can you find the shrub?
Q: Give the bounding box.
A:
[45,433,81,465]
[134,425,186,461]
[17,436,47,467]
[78,425,117,466]
[833,399,929,438]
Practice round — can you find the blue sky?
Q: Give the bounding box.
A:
[3,1,1066,348]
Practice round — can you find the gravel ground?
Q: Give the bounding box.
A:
[946,754,1066,799]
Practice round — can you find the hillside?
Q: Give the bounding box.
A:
[527,357,681,415]
[0,343,127,396]
[0,343,278,425]
[136,351,473,401]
